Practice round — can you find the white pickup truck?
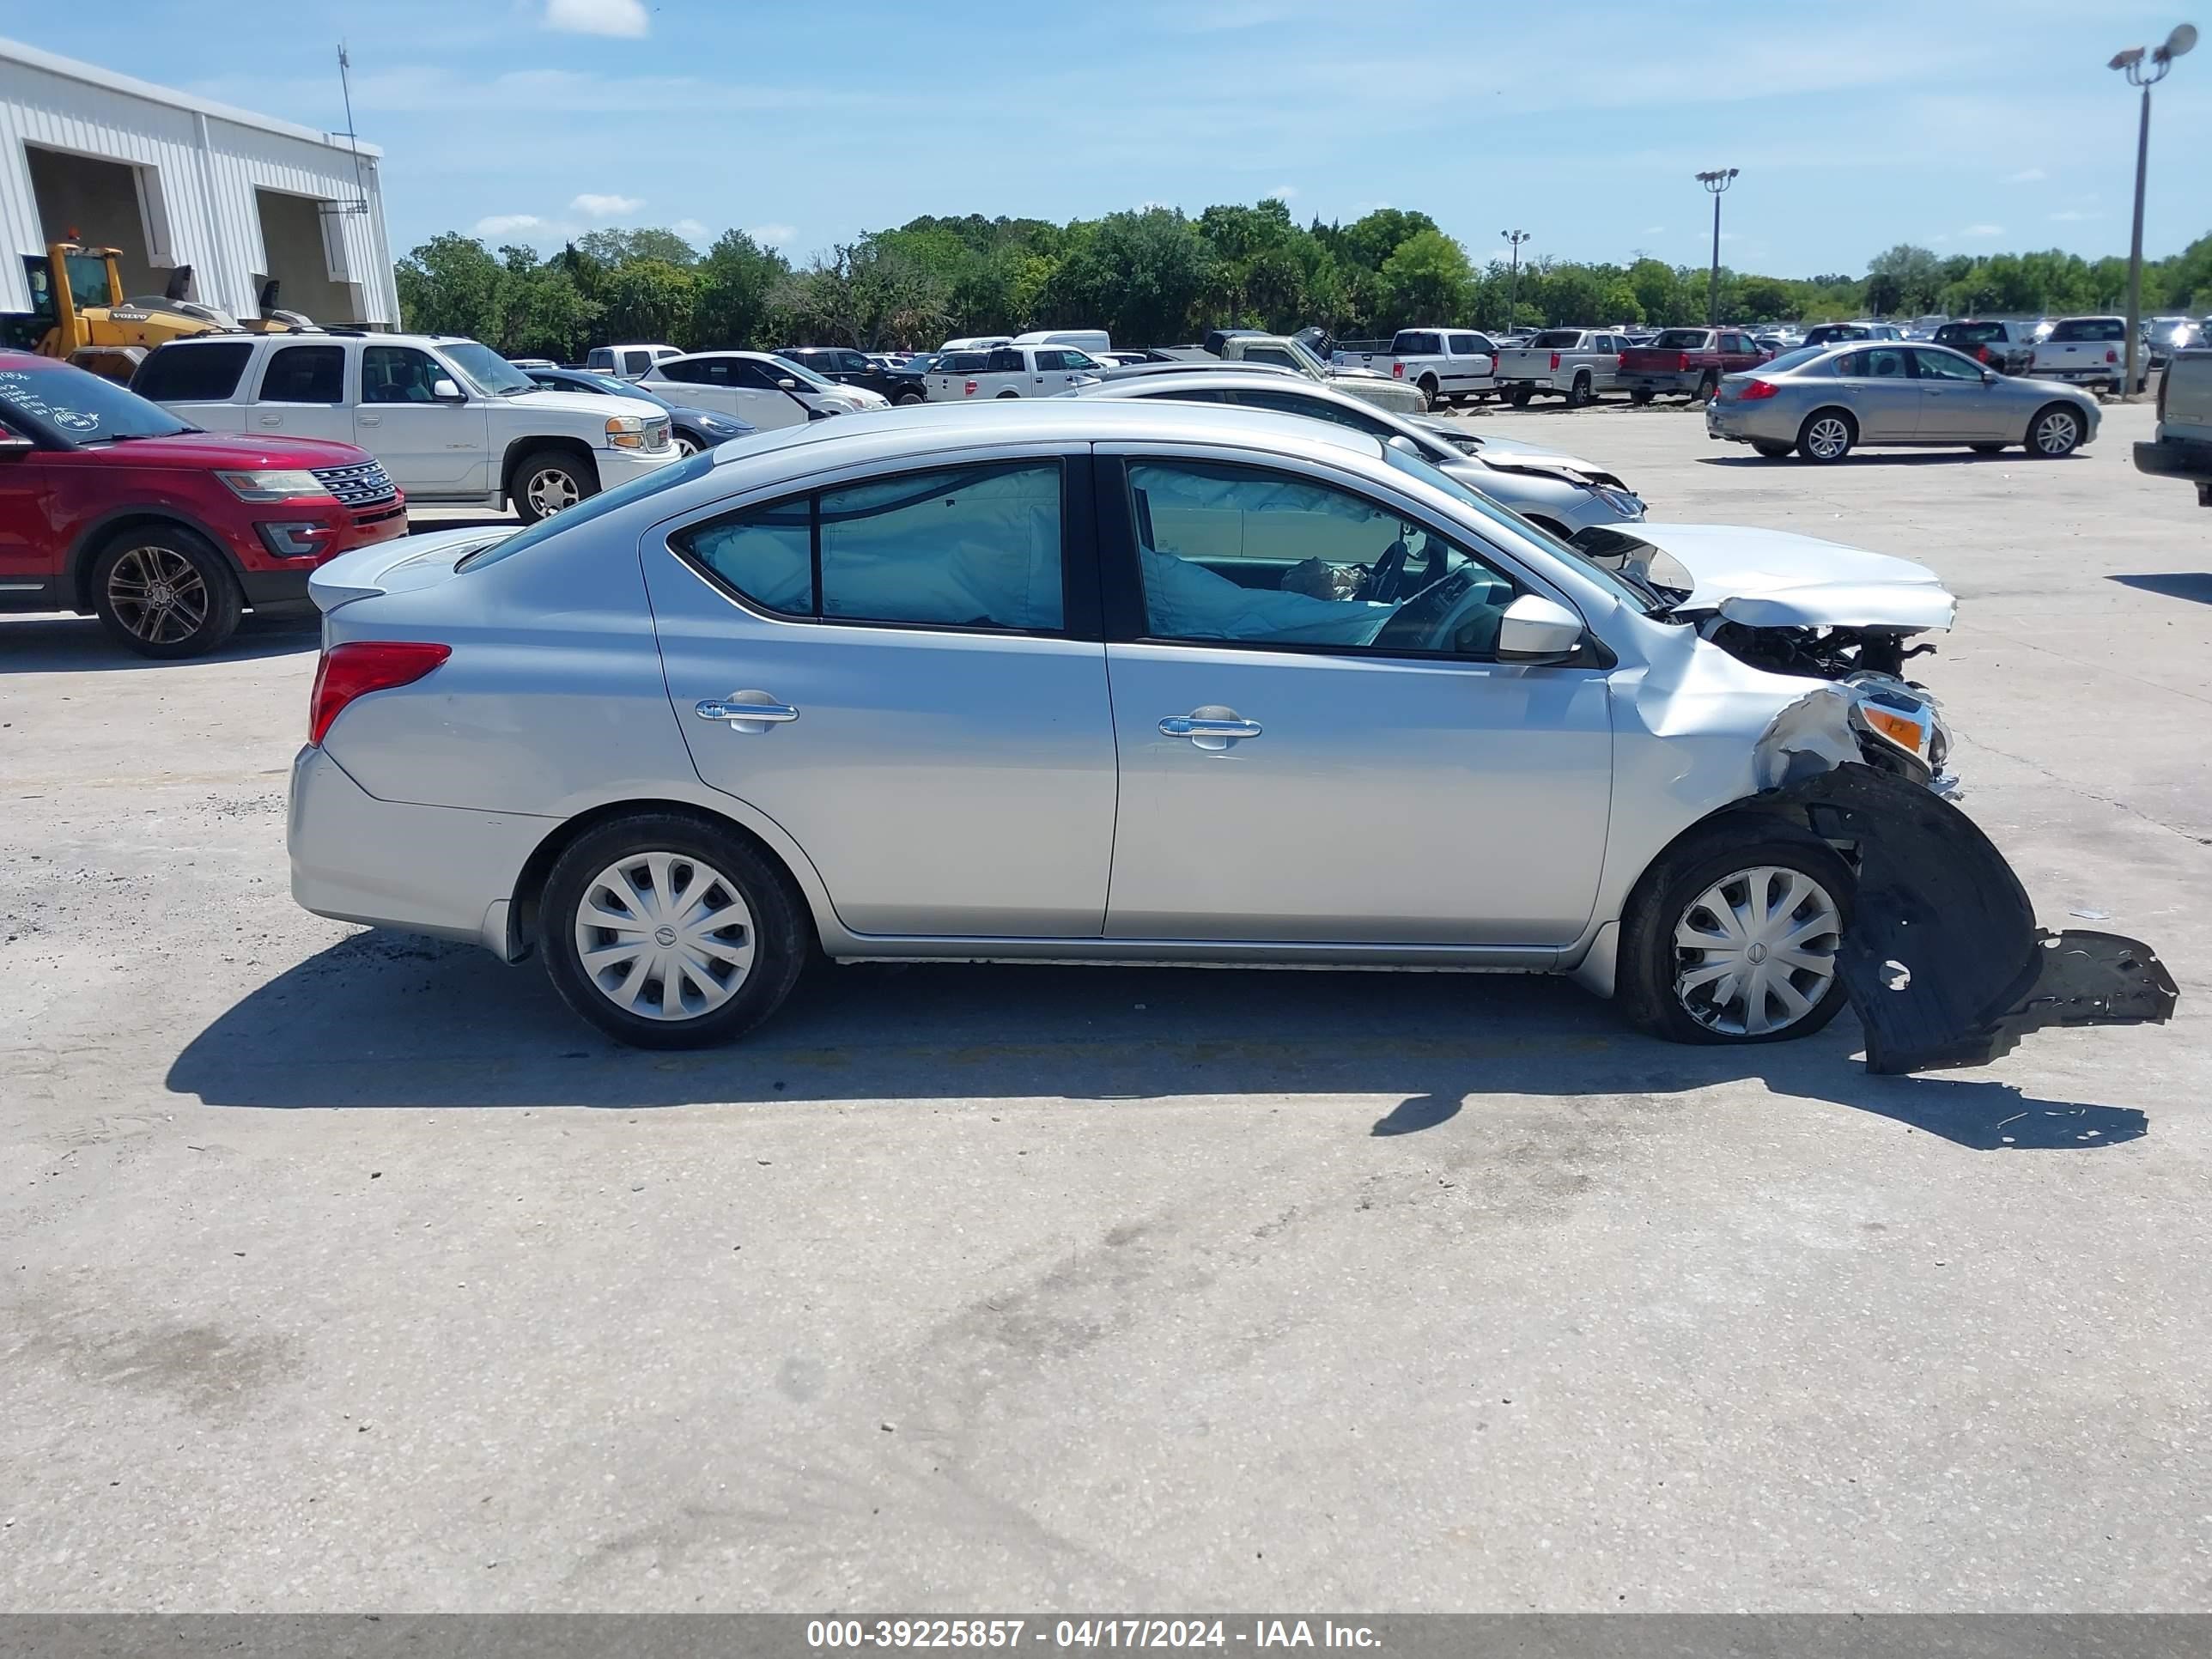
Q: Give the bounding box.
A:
[1339,328,1499,408]
[1493,329,1629,407]
[2030,316,2133,395]
[134,331,680,522]
[2135,347,2212,507]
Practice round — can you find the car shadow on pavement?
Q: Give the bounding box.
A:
[167,931,2148,1152]
[0,609,318,672]
[1694,451,2042,468]
[2109,572,2212,606]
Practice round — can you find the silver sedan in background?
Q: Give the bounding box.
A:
[1071,370,1649,538]
[1707,342,2101,463]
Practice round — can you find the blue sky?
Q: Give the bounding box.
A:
[4,0,2207,275]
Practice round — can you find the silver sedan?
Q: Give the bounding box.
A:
[1706,342,2101,462]
[287,400,2170,1070]
[1070,369,1647,538]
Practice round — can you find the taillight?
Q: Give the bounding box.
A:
[1739,379,1781,401]
[1393,361,1406,378]
[310,641,451,745]
[2106,349,2118,363]
[1975,344,1991,363]
[963,378,978,396]
[1549,351,1561,371]
[1673,351,1691,372]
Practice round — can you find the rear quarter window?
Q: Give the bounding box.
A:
[1529,331,1583,349]
[132,342,253,402]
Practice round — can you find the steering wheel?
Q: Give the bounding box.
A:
[1369,568,1475,652]
[1366,538,1413,605]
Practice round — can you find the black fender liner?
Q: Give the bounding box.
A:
[1771,766,2178,1074]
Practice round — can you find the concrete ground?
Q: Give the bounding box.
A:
[2,398,2208,1613]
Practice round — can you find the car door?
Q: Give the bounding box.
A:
[1446,332,1483,393]
[643,449,1117,937]
[1835,347,1919,441]
[1095,450,1613,947]
[1910,346,2003,440]
[1592,334,1623,388]
[247,342,353,444]
[356,344,488,494]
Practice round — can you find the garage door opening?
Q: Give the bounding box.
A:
[24,144,167,301]
[253,188,365,327]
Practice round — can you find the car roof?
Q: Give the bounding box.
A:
[1080,369,1389,405]
[704,398,1386,475]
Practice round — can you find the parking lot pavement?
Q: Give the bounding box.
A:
[3,399,2208,1613]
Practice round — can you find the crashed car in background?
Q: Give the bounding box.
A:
[284,400,2173,1070]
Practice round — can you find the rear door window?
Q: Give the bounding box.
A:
[1393,331,1441,355]
[984,348,1024,374]
[258,343,346,404]
[622,349,652,375]
[1447,333,1481,355]
[132,342,254,403]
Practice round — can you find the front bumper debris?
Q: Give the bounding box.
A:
[1772,766,2178,1074]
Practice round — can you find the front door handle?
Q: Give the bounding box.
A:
[696,693,799,732]
[358,412,381,426]
[1160,711,1261,750]
[259,414,283,427]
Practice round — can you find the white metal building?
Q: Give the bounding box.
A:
[0,36,397,331]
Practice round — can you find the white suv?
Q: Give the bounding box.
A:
[136,332,679,523]
[926,342,1105,401]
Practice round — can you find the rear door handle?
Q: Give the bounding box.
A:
[358,412,381,426]
[258,414,283,427]
[696,694,799,732]
[1160,713,1261,750]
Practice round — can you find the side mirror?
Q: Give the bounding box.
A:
[1494,592,1586,664]
[430,377,466,403]
[1982,368,1998,384]
[776,378,798,392]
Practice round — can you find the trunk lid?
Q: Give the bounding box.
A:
[307,526,518,611]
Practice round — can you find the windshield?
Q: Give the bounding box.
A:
[1383,443,1654,611]
[770,354,839,391]
[446,342,533,395]
[0,361,195,443]
[1278,339,1332,377]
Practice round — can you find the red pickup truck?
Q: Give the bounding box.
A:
[0,350,405,657]
[1617,328,1773,404]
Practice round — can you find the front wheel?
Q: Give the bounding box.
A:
[1618,824,1854,1047]
[540,814,812,1049]
[91,527,242,659]
[1565,373,1593,408]
[672,432,702,459]
[2027,404,2084,458]
[514,450,597,524]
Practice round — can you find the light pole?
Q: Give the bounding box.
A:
[1696,168,1738,325]
[1501,229,1529,331]
[2110,23,2196,400]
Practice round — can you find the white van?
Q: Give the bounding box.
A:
[586,343,683,380]
[938,335,1013,354]
[925,342,1106,401]
[1014,328,1111,356]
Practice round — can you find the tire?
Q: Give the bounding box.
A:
[1417,375,1441,408]
[896,391,925,405]
[89,526,242,659]
[539,813,812,1050]
[1508,386,1534,409]
[1694,372,1719,404]
[672,431,702,459]
[1751,440,1793,459]
[2026,403,2083,459]
[1617,822,1854,1048]
[1566,373,1592,409]
[1969,441,2006,455]
[1796,409,1856,463]
[513,450,597,525]
[1629,387,1655,407]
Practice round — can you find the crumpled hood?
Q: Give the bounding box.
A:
[1589,523,1956,631]
[1416,421,1626,488]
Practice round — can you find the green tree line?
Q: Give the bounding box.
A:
[395,206,2212,361]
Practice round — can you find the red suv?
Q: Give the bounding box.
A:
[0,349,406,656]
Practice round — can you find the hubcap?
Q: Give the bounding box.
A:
[527,467,582,516]
[1808,417,1850,458]
[673,435,700,458]
[106,546,209,643]
[573,851,756,1022]
[1673,865,1842,1037]
[2036,412,2077,453]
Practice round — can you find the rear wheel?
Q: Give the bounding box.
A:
[1694,372,1719,403]
[514,450,596,524]
[1417,374,1441,409]
[1508,386,1534,409]
[995,390,1020,399]
[1566,373,1593,408]
[1796,409,1856,462]
[90,527,241,659]
[1618,823,1854,1047]
[540,814,812,1049]
[1751,440,1794,459]
[2027,403,2083,458]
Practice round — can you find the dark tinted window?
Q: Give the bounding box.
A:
[1392,331,1442,355]
[131,341,253,403]
[984,348,1024,374]
[259,343,345,403]
[1033,349,1067,372]
[1529,330,1583,349]
[1447,333,1481,355]
[939,351,988,374]
[1231,386,1396,436]
[1242,346,1296,368]
[622,349,652,375]
[2051,318,2124,342]
[836,351,870,373]
[1652,329,1711,349]
[1838,347,1910,379]
[1936,322,2005,344]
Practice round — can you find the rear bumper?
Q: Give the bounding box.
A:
[1620,370,1703,393]
[289,744,550,954]
[594,446,684,489]
[2134,435,2212,481]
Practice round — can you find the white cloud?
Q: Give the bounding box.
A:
[749,222,796,246]
[569,192,642,217]
[2006,167,2047,183]
[474,213,546,236]
[1265,184,1297,200]
[672,218,708,240]
[1960,222,2005,238]
[2049,209,2100,222]
[1642,224,1665,234]
[544,0,648,37]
